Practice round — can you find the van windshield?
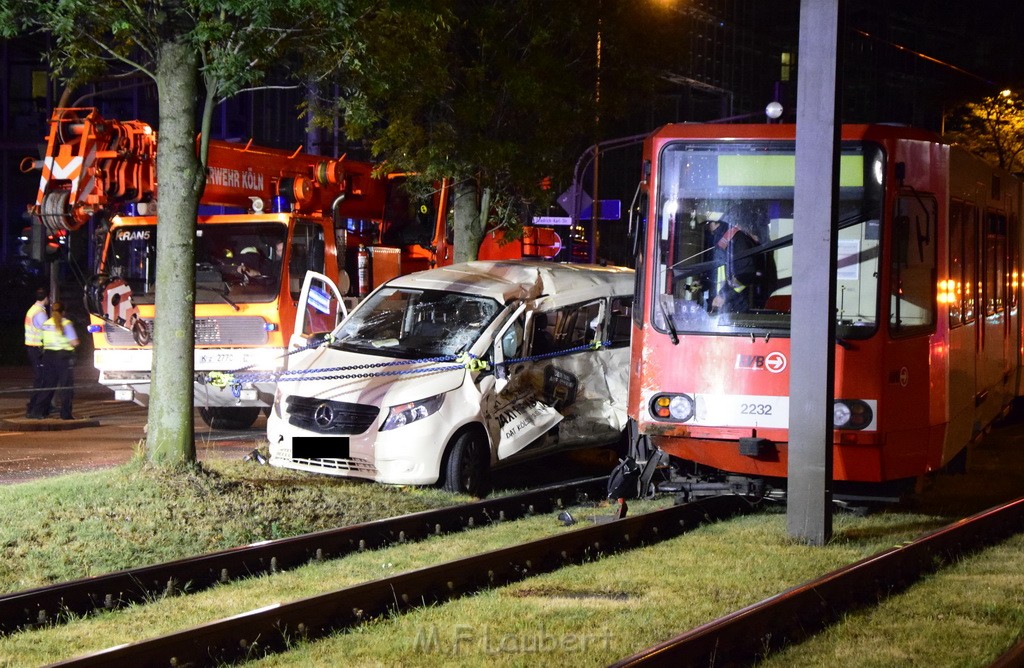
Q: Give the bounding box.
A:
[330,287,502,359]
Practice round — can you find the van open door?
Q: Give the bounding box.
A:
[484,304,563,460]
[290,271,348,350]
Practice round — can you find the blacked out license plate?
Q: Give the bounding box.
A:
[292,436,350,459]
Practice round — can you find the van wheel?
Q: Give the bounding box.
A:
[199,407,261,430]
[443,431,491,497]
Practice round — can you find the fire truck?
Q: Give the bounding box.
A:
[25,107,462,428]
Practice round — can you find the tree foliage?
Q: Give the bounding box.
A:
[336,0,671,260]
[0,0,676,465]
[2,0,353,467]
[947,91,1024,174]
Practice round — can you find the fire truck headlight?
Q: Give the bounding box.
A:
[833,399,873,430]
[650,393,695,422]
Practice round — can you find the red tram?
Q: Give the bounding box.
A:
[628,123,1023,498]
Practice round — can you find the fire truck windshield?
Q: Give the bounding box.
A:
[653,141,884,339]
[104,221,288,304]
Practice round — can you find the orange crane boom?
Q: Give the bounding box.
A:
[24,107,386,231]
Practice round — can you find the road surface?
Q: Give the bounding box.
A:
[0,365,261,484]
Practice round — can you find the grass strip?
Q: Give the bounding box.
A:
[247,510,960,667]
[0,458,464,594]
[0,498,666,664]
[1,417,1022,666]
[760,531,1024,667]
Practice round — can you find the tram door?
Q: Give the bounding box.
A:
[945,200,978,462]
[977,210,1011,422]
[884,194,937,475]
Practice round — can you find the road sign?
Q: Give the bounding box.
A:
[557,186,591,216]
[579,199,621,220]
[531,216,572,226]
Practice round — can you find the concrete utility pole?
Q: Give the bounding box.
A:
[787,0,844,545]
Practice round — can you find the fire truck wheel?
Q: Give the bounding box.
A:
[442,430,491,497]
[199,407,261,430]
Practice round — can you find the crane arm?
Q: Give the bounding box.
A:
[25,107,383,231]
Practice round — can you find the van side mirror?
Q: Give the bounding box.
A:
[305,331,333,347]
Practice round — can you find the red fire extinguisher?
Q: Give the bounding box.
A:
[357,245,370,297]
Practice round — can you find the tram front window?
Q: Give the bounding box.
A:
[652,141,883,339]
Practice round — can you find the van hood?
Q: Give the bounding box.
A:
[281,346,468,409]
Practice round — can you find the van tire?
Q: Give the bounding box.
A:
[199,406,261,430]
[442,430,491,497]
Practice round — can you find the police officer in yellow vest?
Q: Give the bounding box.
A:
[27,301,79,420]
[24,287,49,417]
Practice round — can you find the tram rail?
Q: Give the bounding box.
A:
[613,495,1024,667]
[12,488,1022,666]
[0,476,608,635]
[50,494,752,666]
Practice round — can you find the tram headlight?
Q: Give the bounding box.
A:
[833,402,851,427]
[833,399,873,430]
[650,393,695,422]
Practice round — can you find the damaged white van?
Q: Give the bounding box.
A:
[267,261,634,495]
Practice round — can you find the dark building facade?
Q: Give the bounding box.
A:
[632,0,1022,131]
[3,2,1022,272]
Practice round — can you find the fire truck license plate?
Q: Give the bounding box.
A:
[196,351,258,368]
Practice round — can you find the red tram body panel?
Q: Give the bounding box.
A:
[628,123,1022,488]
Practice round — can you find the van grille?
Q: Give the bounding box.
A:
[285,457,376,474]
[286,395,379,435]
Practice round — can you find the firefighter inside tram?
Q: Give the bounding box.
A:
[653,141,884,339]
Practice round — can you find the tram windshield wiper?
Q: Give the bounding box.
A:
[658,295,680,345]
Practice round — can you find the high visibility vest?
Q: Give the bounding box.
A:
[24,302,46,347]
[41,317,75,352]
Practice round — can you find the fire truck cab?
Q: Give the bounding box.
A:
[26,107,553,429]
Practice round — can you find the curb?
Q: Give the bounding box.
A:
[0,418,101,432]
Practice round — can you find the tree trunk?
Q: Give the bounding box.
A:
[145,40,202,467]
[452,179,483,263]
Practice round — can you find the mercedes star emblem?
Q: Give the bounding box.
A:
[313,402,335,429]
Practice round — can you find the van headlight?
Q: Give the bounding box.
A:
[381,394,446,431]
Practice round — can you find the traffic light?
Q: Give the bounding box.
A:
[539,176,552,191]
[44,229,67,262]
